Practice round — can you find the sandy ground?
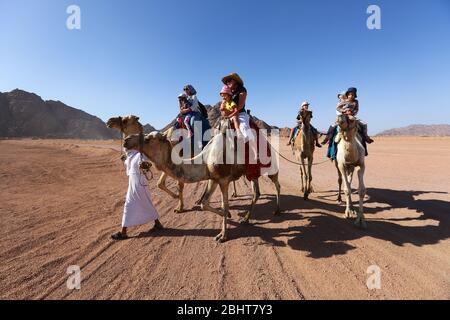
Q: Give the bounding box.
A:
[0,136,449,300]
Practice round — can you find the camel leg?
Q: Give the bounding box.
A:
[254,178,261,199]
[354,165,367,229]
[239,179,261,224]
[299,164,305,193]
[157,173,179,199]
[301,157,309,200]
[201,180,227,218]
[195,182,207,205]
[215,182,230,243]
[174,182,185,213]
[269,173,281,215]
[335,161,343,204]
[307,156,313,197]
[231,180,238,198]
[339,165,355,219]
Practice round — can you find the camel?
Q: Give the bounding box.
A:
[292,109,316,200]
[123,119,281,242]
[335,114,367,228]
[107,115,242,212]
[107,116,187,212]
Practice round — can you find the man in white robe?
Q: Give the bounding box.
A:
[111,149,163,240]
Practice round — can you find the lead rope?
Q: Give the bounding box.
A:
[272,147,331,166]
[138,132,153,187]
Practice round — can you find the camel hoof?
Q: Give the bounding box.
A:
[303,193,309,201]
[273,209,281,216]
[354,219,367,229]
[337,197,342,204]
[239,217,250,225]
[344,211,352,219]
[231,193,238,198]
[215,233,227,243]
[174,208,184,214]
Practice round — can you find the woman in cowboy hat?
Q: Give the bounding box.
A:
[287,101,322,148]
[221,72,255,142]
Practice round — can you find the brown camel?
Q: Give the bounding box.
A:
[107,115,242,212]
[292,109,316,200]
[106,116,187,212]
[123,119,281,242]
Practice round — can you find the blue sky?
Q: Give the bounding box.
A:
[1,0,449,133]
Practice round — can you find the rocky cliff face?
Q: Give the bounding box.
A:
[377,124,450,136]
[0,89,119,139]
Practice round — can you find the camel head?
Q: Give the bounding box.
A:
[106,115,143,135]
[124,132,172,168]
[336,115,358,141]
[299,109,313,125]
[336,114,357,131]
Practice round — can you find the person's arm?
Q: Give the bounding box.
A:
[237,91,247,112]
[336,101,347,115]
[228,108,239,119]
[352,100,359,116]
[219,101,226,112]
[180,107,192,114]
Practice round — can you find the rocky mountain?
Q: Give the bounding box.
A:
[161,102,275,133]
[376,124,450,137]
[0,89,121,139]
[143,124,157,133]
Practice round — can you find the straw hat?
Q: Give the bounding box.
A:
[222,73,244,87]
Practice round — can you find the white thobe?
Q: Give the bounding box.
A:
[122,150,159,228]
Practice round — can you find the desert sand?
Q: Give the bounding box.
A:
[0,136,449,300]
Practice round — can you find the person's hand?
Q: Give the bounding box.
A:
[139,161,152,171]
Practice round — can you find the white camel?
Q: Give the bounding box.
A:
[335,114,367,228]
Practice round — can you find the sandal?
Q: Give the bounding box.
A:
[111,232,128,240]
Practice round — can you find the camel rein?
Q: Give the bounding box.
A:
[272,147,330,166]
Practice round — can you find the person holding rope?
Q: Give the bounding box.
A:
[111,143,163,240]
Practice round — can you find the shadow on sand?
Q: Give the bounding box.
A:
[139,188,450,258]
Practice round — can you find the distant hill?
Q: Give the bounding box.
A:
[0,89,122,139]
[377,124,450,137]
[143,124,157,133]
[161,102,275,132]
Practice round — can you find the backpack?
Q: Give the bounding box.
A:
[198,101,208,119]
